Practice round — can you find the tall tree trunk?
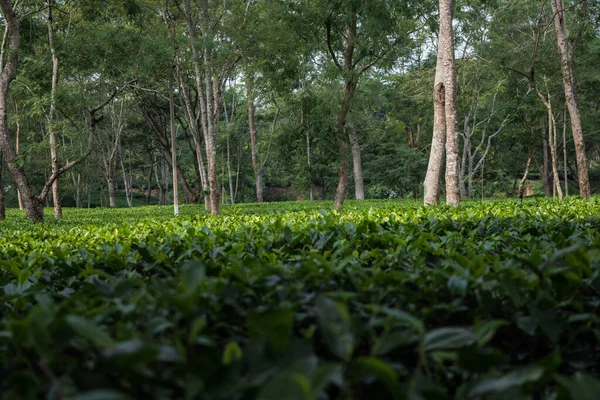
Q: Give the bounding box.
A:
[548,106,563,200]
[13,99,22,210]
[169,64,179,215]
[146,153,154,204]
[459,133,469,199]
[120,150,132,207]
[46,0,62,218]
[245,76,263,203]
[423,44,447,205]
[181,0,227,215]
[441,0,460,206]
[348,122,364,200]
[563,110,568,196]
[0,151,5,220]
[307,130,315,200]
[333,19,358,211]
[541,119,552,197]
[108,174,117,207]
[178,70,209,209]
[226,133,234,204]
[550,0,590,197]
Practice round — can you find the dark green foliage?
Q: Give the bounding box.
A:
[1,198,600,398]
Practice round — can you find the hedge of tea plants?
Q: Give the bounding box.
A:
[1,198,599,399]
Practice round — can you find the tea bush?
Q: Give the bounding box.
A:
[1,198,599,399]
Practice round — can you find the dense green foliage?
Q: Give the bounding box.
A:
[1,0,599,209]
[1,199,600,399]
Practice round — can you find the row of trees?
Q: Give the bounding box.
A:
[0,0,598,221]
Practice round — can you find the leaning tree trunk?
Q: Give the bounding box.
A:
[0,0,44,222]
[518,155,532,201]
[245,76,263,203]
[423,32,447,205]
[440,0,460,206]
[348,122,364,200]
[550,0,590,197]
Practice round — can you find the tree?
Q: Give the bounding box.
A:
[424,0,460,206]
[549,0,590,197]
[245,74,263,202]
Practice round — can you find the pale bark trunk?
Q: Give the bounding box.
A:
[13,99,22,210]
[348,122,364,200]
[550,0,590,197]
[146,153,154,204]
[423,48,446,206]
[71,171,81,208]
[169,64,179,215]
[548,107,563,200]
[204,53,221,215]
[245,76,263,203]
[307,130,315,200]
[108,176,117,207]
[178,70,209,209]
[518,155,532,201]
[182,0,221,214]
[46,0,62,218]
[441,0,460,206]
[226,134,234,204]
[120,151,132,207]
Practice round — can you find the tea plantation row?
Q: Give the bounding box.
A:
[1,199,599,399]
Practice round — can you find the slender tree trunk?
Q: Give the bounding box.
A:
[542,119,552,197]
[226,134,234,204]
[548,107,564,200]
[178,70,209,209]
[423,48,446,205]
[146,153,154,204]
[459,134,469,199]
[333,20,358,211]
[441,0,460,206]
[120,151,132,207]
[108,174,117,207]
[550,0,590,197]
[563,110,568,196]
[87,180,91,208]
[14,100,22,210]
[348,122,364,200]
[46,0,62,218]
[518,155,532,201]
[0,151,5,220]
[307,130,315,200]
[169,64,179,215]
[71,171,81,208]
[245,76,263,203]
[182,0,218,213]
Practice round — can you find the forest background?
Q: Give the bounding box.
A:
[0,0,598,219]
